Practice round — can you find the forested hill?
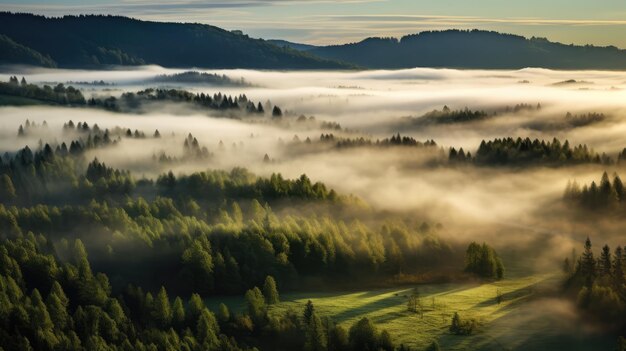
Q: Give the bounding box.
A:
[306,30,626,69]
[0,12,350,69]
[4,14,626,70]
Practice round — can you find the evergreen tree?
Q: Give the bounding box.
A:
[172,297,185,328]
[263,275,279,304]
[217,303,230,325]
[379,330,394,351]
[303,300,315,325]
[186,293,205,327]
[581,237,596,285]
[614,247,625,286]
[348,317,378,351]
[197,309,220,349]
[244,287,266,325]
[600,245,612,277]
[272,106,283,118]
[426,341,441,351]
[46,283,69,330]
[614,175,625,200]
[450,312,461,334]
[152,286,172,327]
[304,313,327,351]
[328,324,349,351]
[0,175,16,201]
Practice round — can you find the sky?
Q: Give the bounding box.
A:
[2,0,626,47]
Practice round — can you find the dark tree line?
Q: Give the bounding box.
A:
[410,106,492,125]
[564,112,605,128]
[503,103,541,113]
[564,172,624,210]
[466,137,611,166]
[0,77,85,105]
[527,112,606,131]
[464,242,504,280]
[151,71,250,87]
[328,133,437,149]
[108,89,269,115]
[0,77,286,119]
[563,238,626,329]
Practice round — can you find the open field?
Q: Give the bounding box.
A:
[207,273,614,350]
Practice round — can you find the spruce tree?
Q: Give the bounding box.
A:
[581,237,596,285]
[263,276,279,304]
[152,286,172,327]
[171,297,185,328]
[304,300,315,325]
[600,245,612,276]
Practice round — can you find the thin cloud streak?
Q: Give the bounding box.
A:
[324,14,626,27]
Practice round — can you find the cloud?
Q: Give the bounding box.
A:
[0,0,384,14]
[323,14,626,27]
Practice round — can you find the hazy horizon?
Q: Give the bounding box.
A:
[2,0,626,49]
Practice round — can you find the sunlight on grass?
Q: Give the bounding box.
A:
[273,274,552,349]
[208,274,561,349]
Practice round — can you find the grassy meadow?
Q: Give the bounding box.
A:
[207,272,614,350]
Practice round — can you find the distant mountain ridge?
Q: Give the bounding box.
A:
[303,30,626,69]
[0,12,349,69]
[0,34,57,68]
[267,39,318,52]
[2,13,626,70]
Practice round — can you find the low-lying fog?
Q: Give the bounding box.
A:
[3,65,626,255]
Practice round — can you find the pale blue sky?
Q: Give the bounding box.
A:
[2,0,626,47]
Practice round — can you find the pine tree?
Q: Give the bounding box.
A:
[197,309,220,348]
[379,330,394,351]
[186,293,205,326]
[46,283,69,330]
[303,300,315,325]
[244,287,266,325]
[450,312,461,334]
[348,317,378,351]
[426,341,441,351]
[329,324,349,351]
[0,175,16,201]
[600,245,612,276]
[614,174,625,201]
[217,303,230,324]
[272,106,283,118]
[581,237,596,285]
[263,276,279,304]
[304,313,327,351]
[172,297,185,328]
[614,247,625,286]
[152,286,172,327]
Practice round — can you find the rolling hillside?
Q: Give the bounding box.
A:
[0,12,350,69]
[306,30,626,69]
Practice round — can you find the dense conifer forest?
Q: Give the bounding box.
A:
[0,119,470,350]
